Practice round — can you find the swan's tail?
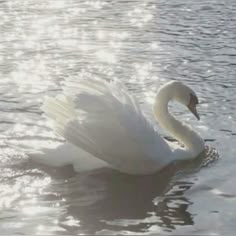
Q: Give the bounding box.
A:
[42,79,170,174]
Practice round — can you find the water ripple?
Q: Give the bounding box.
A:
[0,0,235,235]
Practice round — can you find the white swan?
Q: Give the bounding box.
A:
[39,79,204,175]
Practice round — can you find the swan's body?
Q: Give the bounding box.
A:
[39,79,204,175]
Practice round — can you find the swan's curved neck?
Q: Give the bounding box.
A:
[153,85,204,160]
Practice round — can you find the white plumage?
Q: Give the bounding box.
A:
[38,78,204,175]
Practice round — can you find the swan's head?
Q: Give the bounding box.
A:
[172,81,200,120]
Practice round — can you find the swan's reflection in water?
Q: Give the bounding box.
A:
[36,147,216,234]
[77,170,192,234]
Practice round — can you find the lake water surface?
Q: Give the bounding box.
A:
[0,0,236,235]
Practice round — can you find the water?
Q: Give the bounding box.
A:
[0,0,236,235]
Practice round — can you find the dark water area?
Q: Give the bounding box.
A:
[0,0,236,235]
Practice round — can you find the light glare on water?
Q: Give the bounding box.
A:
[0,0,236,235]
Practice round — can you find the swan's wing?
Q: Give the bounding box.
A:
[42,78,171,174]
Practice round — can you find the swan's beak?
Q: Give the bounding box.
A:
[188,94,200,120]
[188,104,200,120]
